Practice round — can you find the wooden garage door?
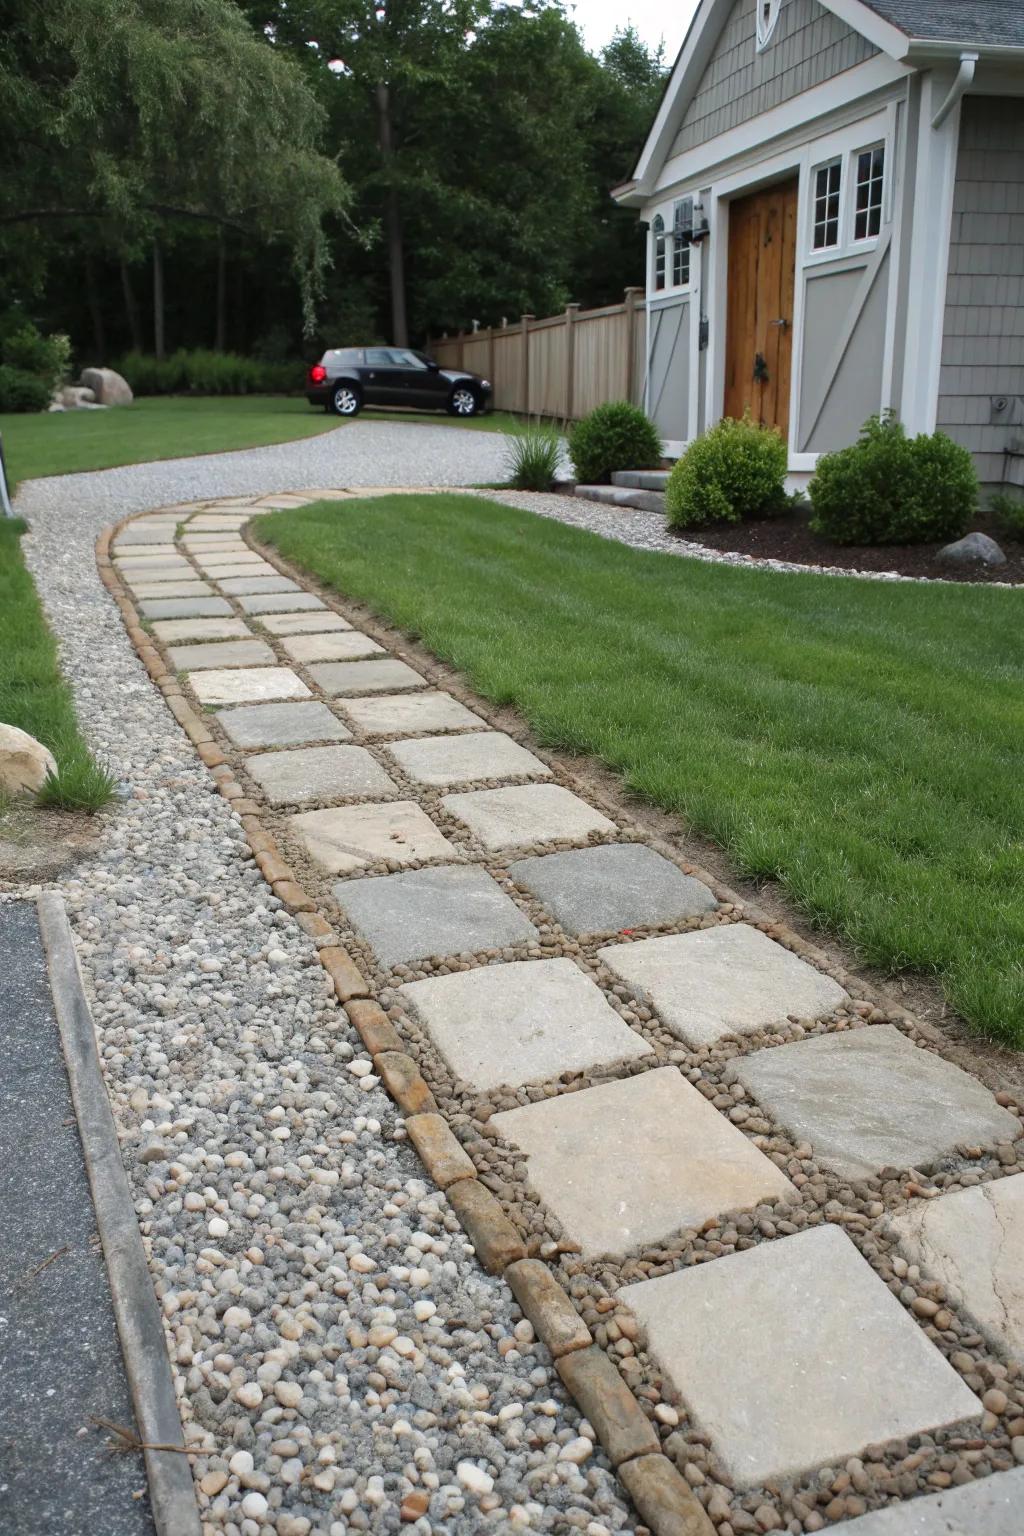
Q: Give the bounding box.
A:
[724,178,798,439]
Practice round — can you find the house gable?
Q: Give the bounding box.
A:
[671,0,880,159]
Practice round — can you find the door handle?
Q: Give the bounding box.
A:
[768,318,790,330]
[753,352,769,382]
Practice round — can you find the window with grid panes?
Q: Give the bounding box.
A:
[854,146,884,240]
[812,161,841,250]
[652,215,666,291]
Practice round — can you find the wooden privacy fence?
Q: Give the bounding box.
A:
[429,288,646,421]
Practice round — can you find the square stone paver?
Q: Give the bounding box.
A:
[282,632,385,664]
[237,593,327,615]
[188,667,311,705]
[337,864,539,969]
[112,523,175,545]
[290,801,457,875]
[193,553,269,569]
[139,597,233,620]
[309,659,427,696]
[245,744,396,806]
[491,1066,793,1257]
[215,575,299,595]
[339,691,485,737]
[598,923,848,1047]
[167,639,275,670]
[217,702,351,748]
[386,732,551,788]
[833,1468,1024,1535]
[151,618,252,643]
[888,1174,1024,1359]
[116,559,193,577]
[441,784,615,851]
[196,562,278,581]
[618,1225,982,1487]
[729,1025,1020,1179]
[130,580,213,599]
[400,957,651,1093]
[257,611,351,636]
[510,844,716,937]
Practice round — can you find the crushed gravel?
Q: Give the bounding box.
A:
[10,438,636,1536]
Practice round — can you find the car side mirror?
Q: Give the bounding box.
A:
[425,359,440,371]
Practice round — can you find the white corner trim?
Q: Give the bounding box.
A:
[818,0,912,60]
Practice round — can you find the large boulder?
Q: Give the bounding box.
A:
[0,724,57,795]
[937,531,1007,566]
[55,384,97,410]
[79,366,133,406]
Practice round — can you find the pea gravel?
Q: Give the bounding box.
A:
[12,434,637,1536]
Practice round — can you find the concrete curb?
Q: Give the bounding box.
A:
[36,891,202,1536]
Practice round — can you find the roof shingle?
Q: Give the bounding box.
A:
[863,1,1024,48]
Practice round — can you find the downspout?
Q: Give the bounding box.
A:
[931,52,978,128]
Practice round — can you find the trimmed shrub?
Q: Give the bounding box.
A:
[809,413,977,545]
[115,349,298,396]
[568,401,661,485]
[503,422,562,490]
[991,490,1024,541]
[665,415,788,529]
[1,324,71,392]
[0,365,52,413]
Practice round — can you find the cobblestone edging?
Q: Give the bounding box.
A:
[98,495,1024,1536]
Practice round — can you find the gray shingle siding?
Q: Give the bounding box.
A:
[670,0,878,158]
[937,97,1024,486]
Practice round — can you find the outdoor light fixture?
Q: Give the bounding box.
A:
[688,199,710,244]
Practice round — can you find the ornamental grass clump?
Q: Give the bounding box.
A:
[808,412,977,544]
[503,421,562,490]
[568,401,662,484]
[665,415,788,529]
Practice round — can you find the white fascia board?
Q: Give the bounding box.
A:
[651,53,911,199]
[630,0,738,196]
[819,0,911,59]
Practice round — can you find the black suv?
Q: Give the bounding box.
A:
[306,346,492,418]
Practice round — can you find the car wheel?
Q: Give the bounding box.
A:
[329,383,362,416]
[448,385,479,417]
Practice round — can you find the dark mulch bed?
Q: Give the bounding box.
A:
[685,507,1024,584]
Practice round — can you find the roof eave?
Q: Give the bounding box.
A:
[904,39,1024,64]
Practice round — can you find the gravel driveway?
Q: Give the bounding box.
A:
[10,429,635,1535]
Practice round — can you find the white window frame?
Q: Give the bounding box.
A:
[802,112,890,266]
[647,197,695,298]
[850,140,886,246]
[810,157,843,252]
[756,0,781,51]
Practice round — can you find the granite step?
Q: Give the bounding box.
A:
[574,484,667,513]
[610,469,671,490]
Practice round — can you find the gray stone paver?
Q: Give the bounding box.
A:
[166,638,276,670]
[188,666,311,705]
[441,783,616,851]
[509,843,717,936]
[337,864,539,969]
[194,562,278,581]
[282,632,385,664]
[245,744,397,805]
[139,596,233,619]
[257,611,352,636]
[619,1225,982,1488]
[217,701,352,748]
[835,1469,1024,1534]
[130,580,214,599]
[491,1067,794,1258]
[888,1174,1024,1359]
[385,731,551,788]
[291,801,457,875]
[215,575,300,595]
[309,659,428,696]
[237,593,327,614]
[151,617,253,643]
[729,1025,1021,1179]
[339,692,485,737]
[398,958,652,1093]
[598,922,848,1046]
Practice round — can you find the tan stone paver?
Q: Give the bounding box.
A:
[281,632,386,664]
[187,666,311,705]
[290,801,457,875]
[257,611,352,636]
[441,782,616,851]
[166,639,276,670]
[308,658,427,696]
[386,731,551,788]
[338,691,485,737]
[245,744,397,806]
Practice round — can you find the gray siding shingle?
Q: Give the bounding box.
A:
[937,97,1024,487]
[670,0,878,158]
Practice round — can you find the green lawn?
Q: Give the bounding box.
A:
[0,397,524,494]
[258,492,1024,1047]
[0,519,114,811]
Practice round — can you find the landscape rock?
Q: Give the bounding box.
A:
[937,531,1006,565]
[0,723,57,795]
[79,366,133,405]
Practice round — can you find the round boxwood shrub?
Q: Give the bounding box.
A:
[0,365,51,413]
[568,401,662,485]
[808,413,976,544]
[665,414,788,529]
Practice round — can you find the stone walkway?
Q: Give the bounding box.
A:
[106,490,1024,1535]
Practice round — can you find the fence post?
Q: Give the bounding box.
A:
[488,326,496,396]
[457,331,466,371]
[564,303,580,422]
[521,314,534,417]
[624,287,644,405]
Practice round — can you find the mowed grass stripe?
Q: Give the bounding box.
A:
[258,493,1024,1045]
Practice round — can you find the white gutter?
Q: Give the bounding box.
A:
[931,51,978,128]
